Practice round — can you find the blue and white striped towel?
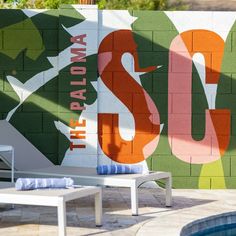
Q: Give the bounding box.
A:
[97,164,143,175]
[15,177,74,191]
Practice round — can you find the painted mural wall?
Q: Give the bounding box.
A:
[0,5,236,188]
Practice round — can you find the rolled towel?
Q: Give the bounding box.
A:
[15,177,74,191]
[97,164,143,175]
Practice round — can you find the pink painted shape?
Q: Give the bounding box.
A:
[168,35,221,164]
[98,52,112,74]
[142,89,161,158]
[168,73,192,94]
[143,135,160,159]
[172,94,192,114]
[143,88,160,124]
[168,114,191,135]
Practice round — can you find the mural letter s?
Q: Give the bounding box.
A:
[98,30,161,164]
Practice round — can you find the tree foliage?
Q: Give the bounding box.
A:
[3,0,77,9]
[3,0,187,10]
[98,0,168,10]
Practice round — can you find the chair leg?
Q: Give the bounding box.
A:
[165,176,172,207]
[131,182,138,216]
[57,199,66,236]
[95,188,102,226]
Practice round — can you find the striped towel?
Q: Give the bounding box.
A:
[15,177,74,191]
[97,164,143,175]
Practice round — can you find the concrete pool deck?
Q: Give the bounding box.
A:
[0,187,236,235]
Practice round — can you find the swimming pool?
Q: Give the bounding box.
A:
[180,212,236,236]
[191,223,236,236]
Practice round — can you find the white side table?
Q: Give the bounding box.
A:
[0,145,14,183]
[0,186,102,236]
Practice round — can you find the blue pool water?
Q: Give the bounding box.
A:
[191,223,236,236]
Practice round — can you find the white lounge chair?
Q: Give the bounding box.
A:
[0,120,172,215]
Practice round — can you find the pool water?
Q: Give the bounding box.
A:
[191,223,236,236]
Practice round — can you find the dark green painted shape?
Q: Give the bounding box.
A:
[153,31,177,51]
[192,74,206,94]
[25,133,58,154]
[23,50,57,71]
[22,92,58,112]
[0,91,20,113]
[0,31,2,50]
[10,113,43,133]
[58,149,68,165]
[150,94,168,116]
[43,30,58,50]
[191,63,208,152]
[59,8,84,29]
[152,155,191,176]
[191,64,208,172]
[58,92,77,113]
[0,72,3,92]
[133,31,153,51]
[43,112,59,133]
[217,73,232,94]
[80,54,98,72]
[58,134,69,155]
[232,115,236,135]
[59,29,73,50]
[58,133,71,165]
[231,74,236,94]
[192,115,206,135]
[192,94,208,114]
[140,72,153,93]
[217,95,236,114]
[0,10,26,29]
[42,76,58,92]
[46,154,58,165]
[137,52,168,72]
[29,10,58,29]
[132,11,174,31]
[0,51,23,70]
[153,73,168,94]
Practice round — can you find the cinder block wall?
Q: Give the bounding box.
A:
[0,6,235,189]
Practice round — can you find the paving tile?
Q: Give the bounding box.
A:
[0,188,235,235]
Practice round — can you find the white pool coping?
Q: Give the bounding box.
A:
[136,189,236,236]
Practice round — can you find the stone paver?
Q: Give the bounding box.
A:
[0,188,235,235]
